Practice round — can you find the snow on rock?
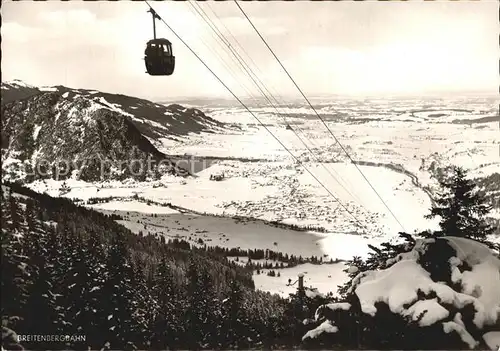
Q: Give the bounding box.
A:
[325,302,351,312]
[483,331,500,351]
[403,298,450,327]
[442,321,479,349]
[354,259,435,316]
[305,287,325,299]
[353,237,499,326]
[346,237,500,348]
[314,302,352,321]
[302,320,338,340]
[347,265,359,274]
[444,236,500,326]
[307,236,499,348]
[444,236,497,265]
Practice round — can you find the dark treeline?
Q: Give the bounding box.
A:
[85,193,330,233]
[85,194,170,207]
[133,237,341,272]
[83,194,339,268]
[198,245,342,269]
[2,182,327,350]
[49,190,338,269]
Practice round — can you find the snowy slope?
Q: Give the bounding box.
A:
[9,86,498,250]
[0,80,232,182]
[87,201,352,298]
[1,79,42,105]
[157,96,499,235]
[1,80,227,143]
[1,92,194,182]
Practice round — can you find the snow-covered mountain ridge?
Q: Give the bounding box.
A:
[1,80,229,182]
[1,80,226,141]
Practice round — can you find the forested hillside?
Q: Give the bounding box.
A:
[2,165,499,350]
[1,182,300,350]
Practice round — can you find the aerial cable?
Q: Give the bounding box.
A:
[205,2,285,107]
[144,0,369,232]
[192,1,276,107]
[185,3,259,103]
[195,31,257,101]
[191,1,285,115]
[192,1,369,211]
[188,1,276,108]
[234,0,406,232]
[191,1,369,216]
[204,1,368,208]
[186,2,281,110]
[190,1,365,212]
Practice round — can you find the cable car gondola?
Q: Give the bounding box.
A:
[144,8,175,76]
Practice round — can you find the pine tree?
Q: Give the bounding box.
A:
[101,232,136,349]
[185,258,203,349]
[20,212,61,350]
[62,231,107,349]
[185,258,220,349]
[282,292,305,346]
[82,231,108,347]
[198,269,220,348]
[364,232,416,271]
[337,255,366,299]
[56,224,82,338]
[151,253,179,349]
[46,223,64,270]
[425,166,494,239]
[25,198,36,231]
[9,194,22,230]
[222,279,245,348]
[1,194,29,330]
[129,258,156,348]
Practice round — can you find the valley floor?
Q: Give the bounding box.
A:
[91,203,352,297]
[22,100,500,297]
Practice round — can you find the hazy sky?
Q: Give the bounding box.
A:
[2,1,497,100]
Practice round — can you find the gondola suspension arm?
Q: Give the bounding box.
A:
[148,8,161,40]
